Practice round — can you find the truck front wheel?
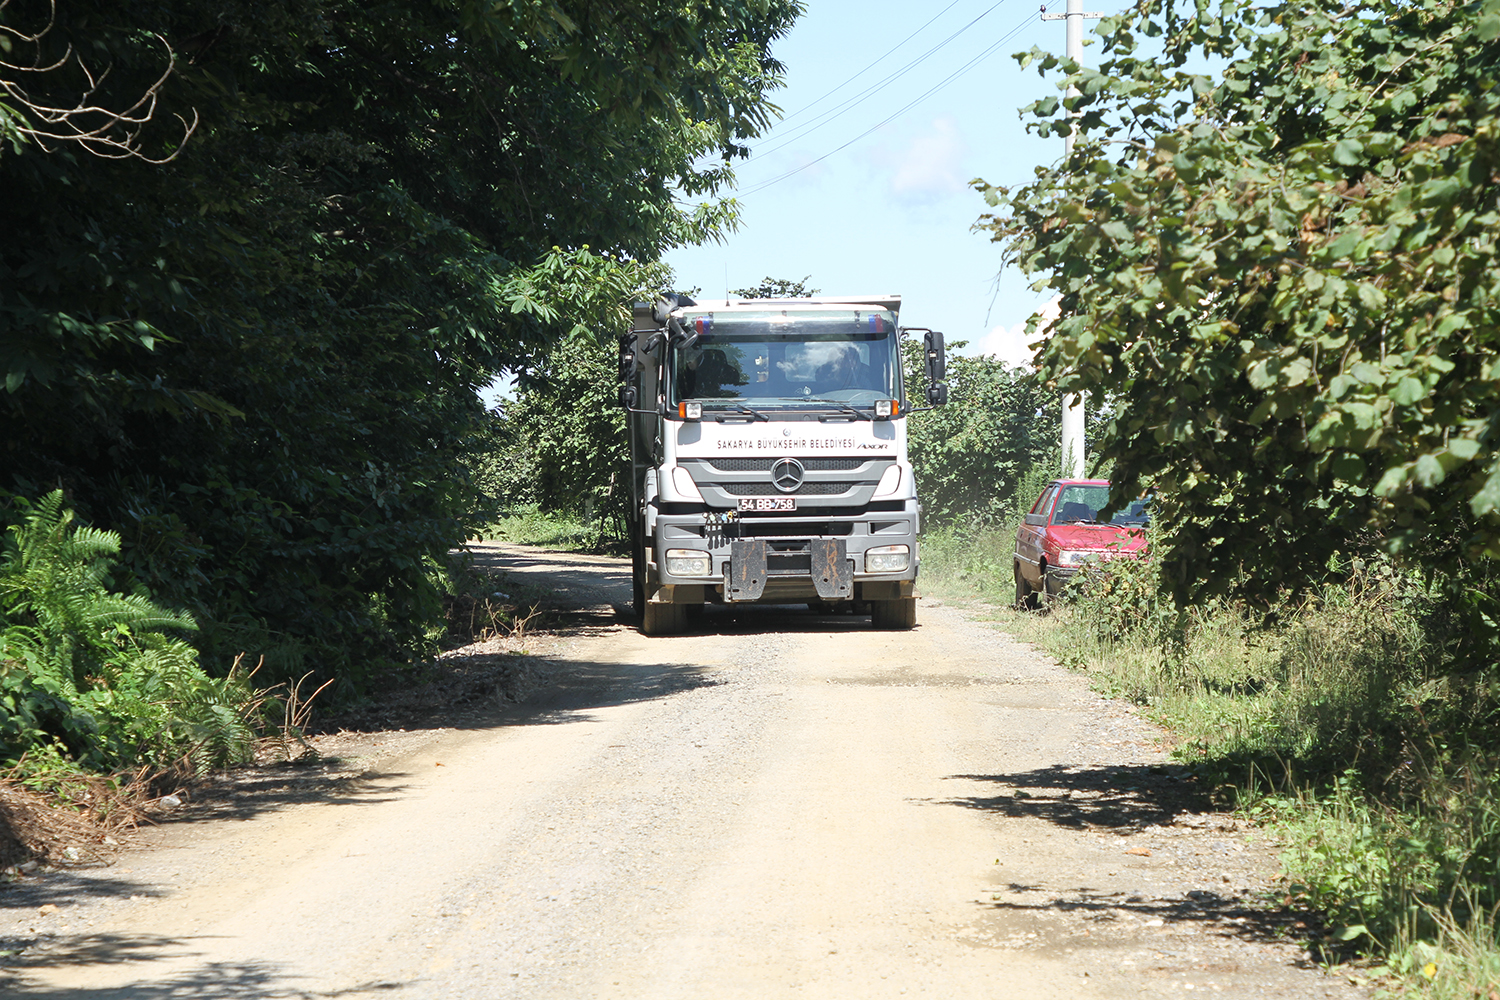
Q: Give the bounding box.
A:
[871,597,917,630]
[641,601,685,636]
[630,522,647,620]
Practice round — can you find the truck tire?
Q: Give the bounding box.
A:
[641,601,685,636]
[631,557,647,621]
[630,523,647,621]
[1014,563,1039,611]
[871,597,917,630]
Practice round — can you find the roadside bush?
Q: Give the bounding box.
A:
[1029,549,1500,990]
[902,340,1058,528]
[919,462,1061,605]
[0,492,260,772]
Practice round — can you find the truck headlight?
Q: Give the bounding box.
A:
[665,548,713,576]
[865,544,909,573]
[1056,549,1099,567]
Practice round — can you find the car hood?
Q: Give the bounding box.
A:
[1047,523,1148,553]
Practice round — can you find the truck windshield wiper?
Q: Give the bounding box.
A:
[781,397,871,421]
[718,402,770,421]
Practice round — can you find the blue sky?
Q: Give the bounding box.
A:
[663,0,1091,366]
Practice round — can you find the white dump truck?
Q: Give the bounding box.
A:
[617,294,948,634]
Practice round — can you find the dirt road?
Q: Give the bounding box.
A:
[1,544,1364,998]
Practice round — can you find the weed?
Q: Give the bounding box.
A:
[921,520,1500,995]
[477,505,627,555]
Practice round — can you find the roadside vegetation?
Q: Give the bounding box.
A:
[956,0,1500,992]
[5,0,1499,992]
[944,552,1500,998]
[0,0,802,855]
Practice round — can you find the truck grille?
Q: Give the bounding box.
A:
[706,457,866,473]
[721,482,849,497]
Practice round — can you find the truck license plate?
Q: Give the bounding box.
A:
[738,497,796,512]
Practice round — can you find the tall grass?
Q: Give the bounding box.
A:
[920,525,1500,996]
[479,505,599,551]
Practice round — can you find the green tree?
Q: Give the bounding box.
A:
[976,0,1500,603]
[903,340,1058,525]
[730,276,820,298]
[491,336,630,532]
[0,0,802,686]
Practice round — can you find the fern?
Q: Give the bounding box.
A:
[0,491,260,769]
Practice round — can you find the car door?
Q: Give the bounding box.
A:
[1014,483,1058,586]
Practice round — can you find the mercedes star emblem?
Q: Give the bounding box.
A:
[771,457,805,493]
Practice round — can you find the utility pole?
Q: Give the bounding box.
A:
[1041,0,1103,478]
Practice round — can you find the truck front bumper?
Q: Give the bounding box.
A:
[648,502,920,604]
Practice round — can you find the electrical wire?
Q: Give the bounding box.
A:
[747,0,1013,164]
[768,0,965,130]
[737,11,1045,197]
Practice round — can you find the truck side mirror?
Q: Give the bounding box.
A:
[618,335,639,410]
[923,330,948,406]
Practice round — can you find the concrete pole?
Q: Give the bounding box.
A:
[1043,0,1101,479]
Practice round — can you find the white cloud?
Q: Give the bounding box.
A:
[880,117,969,204]
[965,297,1061,368]
[969,321,1036,368]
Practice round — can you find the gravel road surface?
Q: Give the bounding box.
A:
[0,543,1366,998]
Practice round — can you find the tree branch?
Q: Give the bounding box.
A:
[0,0,198,162]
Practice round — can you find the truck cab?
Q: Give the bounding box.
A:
[619,294,948,634]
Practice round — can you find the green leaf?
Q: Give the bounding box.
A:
[1333,139,1363,165]
[1324,229,1361,258]
[1415,453,1445,486]
[1344,402,1379,430]
[1446,438,1481,461]
[1331,454,1366,481]
[1388,377,1424,406]
[1471,464,1500,516]
[1421,176,1464,206]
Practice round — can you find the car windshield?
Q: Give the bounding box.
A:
[667,309,901,410]
[1052,485,1150,526]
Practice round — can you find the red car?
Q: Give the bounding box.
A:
[1013,479,1149,607]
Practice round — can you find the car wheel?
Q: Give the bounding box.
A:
[1014,563,1039,611]
[1043,565,1067,602]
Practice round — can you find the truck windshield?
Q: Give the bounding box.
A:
[667,309,902,411]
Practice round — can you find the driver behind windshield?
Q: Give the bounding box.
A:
[812,343,875,393]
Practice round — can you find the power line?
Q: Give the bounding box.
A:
[737,11,1044,197]
[767,0,965,131]
[748,0,1013,164]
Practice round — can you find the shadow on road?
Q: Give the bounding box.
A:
[0,871,170,916]
[935,763,1208,830]
[931,766,1319,951]
[975,886,1313,951]
[607,602,905,639]
[0,936,408,997]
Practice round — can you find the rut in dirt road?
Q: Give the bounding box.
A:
[0,544,1362,999]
